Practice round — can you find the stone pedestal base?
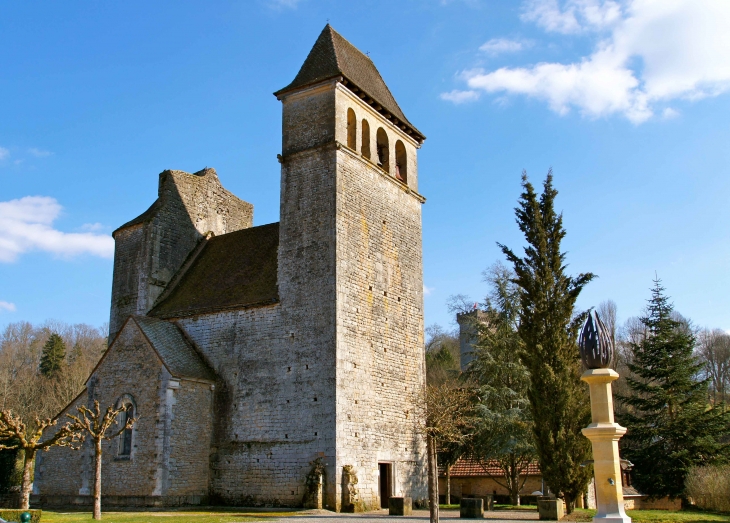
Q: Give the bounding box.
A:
[582,369,631,523]
[538,499,565,520]
[388,497,412,516]
[460,498,484,518]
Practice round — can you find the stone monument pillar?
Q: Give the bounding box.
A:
[579,312,631,523]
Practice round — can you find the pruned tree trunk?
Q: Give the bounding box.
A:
[93,440,102,520]
[427,434,439,523]
[20,448,35,510]
[445,464,451,505]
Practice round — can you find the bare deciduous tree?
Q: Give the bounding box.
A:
[697,329,730,405]
[417,384,476,523]
[67,401,136,520]
[0,410,81,509]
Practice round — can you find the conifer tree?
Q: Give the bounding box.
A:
[39,333,66,377]
[499,171,593,512]
[619,280,730,498]
[467,263,535,506]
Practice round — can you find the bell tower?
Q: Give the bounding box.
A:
[275,25,429,510]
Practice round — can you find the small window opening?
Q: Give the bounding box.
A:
[395,140,407,183]
[361,119,371,159]
[118,401,134,457]
[376,128,390,172]
[347,108,357,149]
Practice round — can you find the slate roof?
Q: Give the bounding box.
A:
[440,458,542,478]
[275,25,425,143]
[133,316,216,383]
[149,222,280,318]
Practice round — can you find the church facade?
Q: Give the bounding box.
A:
[35,26,428,511]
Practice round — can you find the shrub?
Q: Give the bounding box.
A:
[685,464,730,513]
[0,509,42,523]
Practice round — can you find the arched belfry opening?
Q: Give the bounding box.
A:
[376,128,389,172]
[395,140,407,183]
[362,119,371,159]
[347,108,357,149]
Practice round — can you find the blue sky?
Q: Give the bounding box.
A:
[1,0,729,334]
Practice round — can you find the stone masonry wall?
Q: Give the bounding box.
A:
[166,379,214,497]
[35,320,213,504]
[332,86,428,507]
[36,321,163,498]
[109,168,253,340]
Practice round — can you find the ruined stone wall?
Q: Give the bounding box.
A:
[331,86,428,508]
[109,169,254,340]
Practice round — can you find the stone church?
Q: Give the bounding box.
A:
[35,26,428,511]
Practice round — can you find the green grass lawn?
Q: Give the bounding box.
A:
[561,508,730,523]
[40,509,301,523]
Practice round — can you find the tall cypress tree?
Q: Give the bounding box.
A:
[619,280,730,498]
[39,333,66,377]
[499,171,594,512]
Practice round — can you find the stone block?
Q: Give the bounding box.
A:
[460,497,484,518]
[538,499,565,520]
[389,497,412,516]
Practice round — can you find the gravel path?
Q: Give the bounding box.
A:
[274,509,540,522]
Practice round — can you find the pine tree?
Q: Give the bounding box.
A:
[39,333,66,377]
[498,171,594,512]
[619,279,730,499]
[467,263,535,505]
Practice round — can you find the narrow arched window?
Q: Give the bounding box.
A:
[376,128,389,172]
[361,119,371,159]
[395,140,407,183]
[347,108,357,150]
[116,395,136,458]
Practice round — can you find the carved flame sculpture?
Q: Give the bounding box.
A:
[579,310,613,369]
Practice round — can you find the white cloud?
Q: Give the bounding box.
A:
[0,147,8,161]
[424,284,434,297]
[480,38,529,55]
[440,89,481,104]
[28,147,52,157]
[521,0,623,34]
[0,196,115,262]
[265,0,301,9]
[80,222,105,232]
[445,0,730,123]
[0,301,16,313]
[662,107,679,119]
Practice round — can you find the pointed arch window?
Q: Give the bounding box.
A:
[376,128,390,173]
[395,140,407,183]
[347,108,357,149]
[116,395,136,458]
[361,119,371,159]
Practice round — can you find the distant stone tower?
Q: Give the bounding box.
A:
[457,309,488,371]
[274,25,428,510]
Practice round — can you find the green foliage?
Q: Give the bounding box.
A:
[466,262,535,504]
[39,333,66,377]
[0,510,42,523]
[425,324,460,386]
[619,280,730,499]
[0,439,21,492]
[498,171,593,511]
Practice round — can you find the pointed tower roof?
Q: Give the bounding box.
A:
[275,25,425,143]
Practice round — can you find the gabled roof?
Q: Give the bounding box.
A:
[149,222,280,318]
[133,316,216,383]
[440,458,542,478]
[275,25,425,143]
